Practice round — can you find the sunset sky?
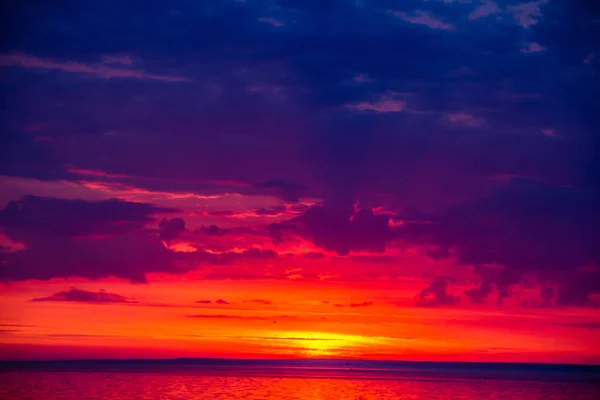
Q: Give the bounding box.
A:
[1,0,599,364]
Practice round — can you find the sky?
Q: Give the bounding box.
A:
[0,0,599,364]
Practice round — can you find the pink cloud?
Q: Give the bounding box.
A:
[447,112,485,127]
[521,42,546,54]
[0,53,191,82]
[584,53,595,65]
[353,74,374,83]
[542,128,555,137]
[346,97,406,113]
[468,1,500,20]
[389,10,454,30]
[508,0,547,29]
[259,17,284,27]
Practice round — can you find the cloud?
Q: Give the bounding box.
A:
[254,179,307,203]
[271,204,393,255]
[259,17,284,27]
[159,218,185,242]
[520,42,546,54]
[0,53,191,82]
[0,233,186,282]
[304,252,326,260]
[508,0,547,29]
[255,206,287,216]
[447,112,485,127]
[195,225,228,236]
[0,195,285,281]
[31,288,136,304]
[556,270,600,306]
[584,53,595,65]
[232,336,334,341]
[0,196,186,282]
[101,54,133,65]
[1,0,598,309]
[0,195,176,240]
[353,74,373,83]
[186,314,268,320]
[388,10,454,30]
[345,97,406,113]
[464,279,493,304]
[211,249,279,264]
[194,298,231,305]
[401,179,600,305]
[418,278,460,306]
[468,1,500,20]
[334,301,374,308]
[244,299,273,305]
[542,128,555,136]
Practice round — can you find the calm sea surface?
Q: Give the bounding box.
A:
[1,360,599,399]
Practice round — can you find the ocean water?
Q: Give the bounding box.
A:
[1,360,599,399]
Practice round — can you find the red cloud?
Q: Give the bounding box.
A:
[334,301,374,308]
[186,315,268,320]
[244,299,273,305]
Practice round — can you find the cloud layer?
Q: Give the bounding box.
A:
[1,0,598,307]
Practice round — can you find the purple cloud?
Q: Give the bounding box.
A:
[468,1,500,20]
[0,195,175,240]
[271,204,393,256]
[345,97,406,113]
[520,42,546,54]
[418,278,460,306]
[0,53,191,82]
[258,17,284,27]
[1,0,598,313]
[389,10,454,30]
[508,0,547,29]
[253,179,307,203]
[159,217,185,242]
[255,206,287,216]
[447,112,485,127]
[1,233,186,282]
[0,196,185,282]
[402,179,600,305]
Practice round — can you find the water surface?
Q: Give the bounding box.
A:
[1,360,598,399]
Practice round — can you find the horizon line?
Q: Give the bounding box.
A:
[2,357,600,368]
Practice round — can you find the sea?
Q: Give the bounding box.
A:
[1,359,599,399]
